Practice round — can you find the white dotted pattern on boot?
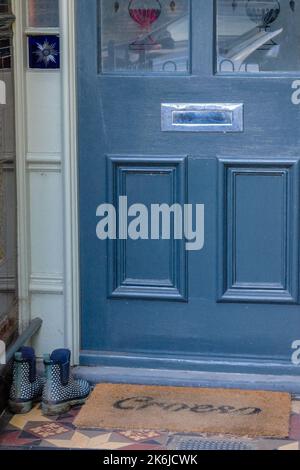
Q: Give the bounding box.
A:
[43,364,90,404]
[9,361,44,402]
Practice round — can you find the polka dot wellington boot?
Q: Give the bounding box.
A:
[9,347,45,414]
[42,349,90,416]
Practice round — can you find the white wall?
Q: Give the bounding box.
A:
[27,71,65,355]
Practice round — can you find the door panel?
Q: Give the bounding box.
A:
[107,156,188,301]
[218,158,299,303]
[77,0,300,374]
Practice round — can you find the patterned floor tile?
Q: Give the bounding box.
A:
[118,430,162,442]
[278,442,299,451]
[23,440,43,447]
[109,432,137,444]
[39,440,58,448]
[292,401,300,415]
[9,405,50,430]
[87,434,131,450]
[0,430,37,447]
[19,430,41,440]
[78,429,112,439]
[0,430,20,445]
[4,423,21,432]
[0,412,13,433]
[120,443,164,451]
[289,414,300,440]
[55,407,81,422]
[150,433,170,446]
[142,439,165,446]
[0,399,299,451]
[48,431,91,449]
[23,421,73,440]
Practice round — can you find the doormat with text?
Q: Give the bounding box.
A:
[74,384,291,438]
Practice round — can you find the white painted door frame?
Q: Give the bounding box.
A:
[59,0,80,364]
[12,0,30,333]
[12,0,80,363]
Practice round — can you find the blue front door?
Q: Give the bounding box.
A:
[77,0,300,374]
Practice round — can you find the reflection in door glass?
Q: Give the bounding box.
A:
[100,0,190,73]
[217,0,300,73]
[0,0,9,13]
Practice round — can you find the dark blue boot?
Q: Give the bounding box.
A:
[9,347,44,414]
[42,349,90,416]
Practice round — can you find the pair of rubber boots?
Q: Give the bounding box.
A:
[9,347,90,416]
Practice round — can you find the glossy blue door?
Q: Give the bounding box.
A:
[77,0,300,374]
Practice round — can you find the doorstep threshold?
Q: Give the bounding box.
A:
[73,366,300,396]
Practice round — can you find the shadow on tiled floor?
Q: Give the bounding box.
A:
[0,401,299,450]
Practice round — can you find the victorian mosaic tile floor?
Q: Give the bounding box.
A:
[0,400,299,451]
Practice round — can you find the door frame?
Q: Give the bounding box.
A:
[75,0,300,373]
[59,0,80,363]
[67,0,300,370]
[13,0,80,363]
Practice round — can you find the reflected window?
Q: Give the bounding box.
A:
[0,0,10,14]
[100,0,190,74]
[217,0,300,73]
[0,1,12,69]
[0,37,11,69]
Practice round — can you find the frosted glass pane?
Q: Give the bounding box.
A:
[28,0,59,28]
[217,0,300,73]
[100,0,190,74]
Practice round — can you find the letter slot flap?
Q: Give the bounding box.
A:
[161,103,244,132]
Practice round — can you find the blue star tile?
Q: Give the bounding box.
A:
[28,35,60,69]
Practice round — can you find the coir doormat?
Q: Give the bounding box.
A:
[74,384,291,438]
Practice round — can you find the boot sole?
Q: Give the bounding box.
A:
[8,400,34,415]
[42,398,87,416]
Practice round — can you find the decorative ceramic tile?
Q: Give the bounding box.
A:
[87,434,125,450]
[91,440,136,450]
[141,439,165,445]
[79,429,112,439]
[0,410,12,432]
[25,422,71,439]
[1,399,300,451]
[290,414,300,440]
[109,432,135,443]
[278,442,300,451]
[39,440,57,448]
[120,443,163,450]
[20,424,76,442]
[10,405,50,430]
[0,429,19,442]
[28,35,60,69]
[48,431,91,449]
[119,430,161,442]
[292,401,300,415]
[0,430,33,447]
